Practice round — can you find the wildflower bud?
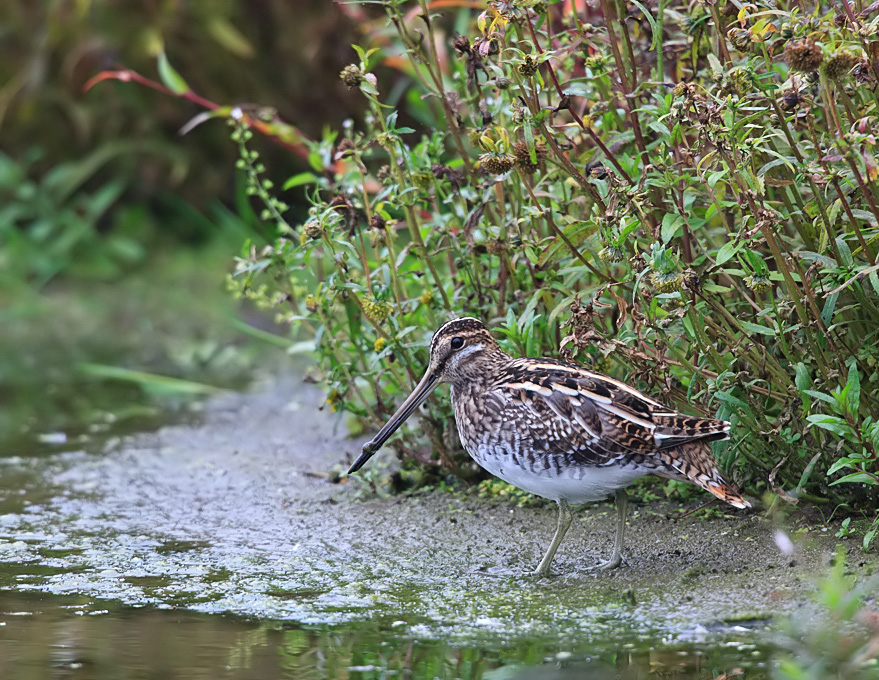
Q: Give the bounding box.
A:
[780,22,793,39]
[326,388,341,413]
[495,77,512,89]
[377,165,391,182]
[599,245,624,263]
[784,40,824,73]
[340,64,363,88]
[411,170,433,189]
[305,294,319,312]
[727,27,752,52]
[584,54,610,73]
[517,54,539,77]
[825,50,859,79]
[374,337,388,353]
[303,219,323,240]
[375,132,395,148]
[744,274,771,294]
[651,271,684,294]
[478,153,516,174]
[589,164,608,179]
[418,291,433,306]
[362,297,393,324]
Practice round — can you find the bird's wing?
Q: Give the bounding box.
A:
[496,358,730,457]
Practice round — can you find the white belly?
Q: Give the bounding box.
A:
[475,454,648,504]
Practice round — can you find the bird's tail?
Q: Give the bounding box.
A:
[655,440,751,509]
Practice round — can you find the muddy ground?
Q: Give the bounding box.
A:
[0,375,870,642]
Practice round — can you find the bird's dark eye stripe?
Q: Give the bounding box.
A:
[451,337,464,350]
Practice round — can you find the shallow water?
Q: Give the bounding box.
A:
[0,589,773,680]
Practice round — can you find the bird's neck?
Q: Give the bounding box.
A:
[447,346,512,391]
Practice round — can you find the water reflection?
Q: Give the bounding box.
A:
[0,592,769,680]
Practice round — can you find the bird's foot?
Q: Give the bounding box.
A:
[584,553,623,572]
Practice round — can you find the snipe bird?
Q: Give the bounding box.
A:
[348,317,749,576]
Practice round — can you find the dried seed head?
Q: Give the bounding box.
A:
[727,27,752,52]
[779,90,802,111]
[825,50,860,79]
[513,139,547,173]
[486,239,506,255]
[733,67,756,94]
[452,33,471,54]
[672,81,691,98]
[376,165,391,182]
[784,40,824,73]
[340,64,363,88]
[335,138,356,157]
[478,153,516,174]
[517,54,539,77]
[369,215,386,230]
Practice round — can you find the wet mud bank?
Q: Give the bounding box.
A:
[0,376,869,641]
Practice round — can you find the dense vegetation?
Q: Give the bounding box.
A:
[56,0,879,545]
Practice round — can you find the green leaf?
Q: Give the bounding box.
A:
[77,363,220,395]
[660,213,684,244]
[822,292,839,326]
[283,172,320,190]
[629,0,660,50]
[806,414,852,437]
[158,50,190,94]
[207,16,255,58]
[740,320,775,336]
[829,472,879,486]
[803,389,837,405]
[716,240,740,265]
[827,457,855,476]
[845,363,861,416]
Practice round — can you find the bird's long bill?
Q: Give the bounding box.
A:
[346,369,439,474]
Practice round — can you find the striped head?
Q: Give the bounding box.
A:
[347,317,506,473]
[427,317,508,386]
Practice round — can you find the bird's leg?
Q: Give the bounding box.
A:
[533,499,573,577]
[587,489,628,571]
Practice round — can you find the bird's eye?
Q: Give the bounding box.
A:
[450,337,465,350]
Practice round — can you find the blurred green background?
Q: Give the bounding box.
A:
[0,1,358,452]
